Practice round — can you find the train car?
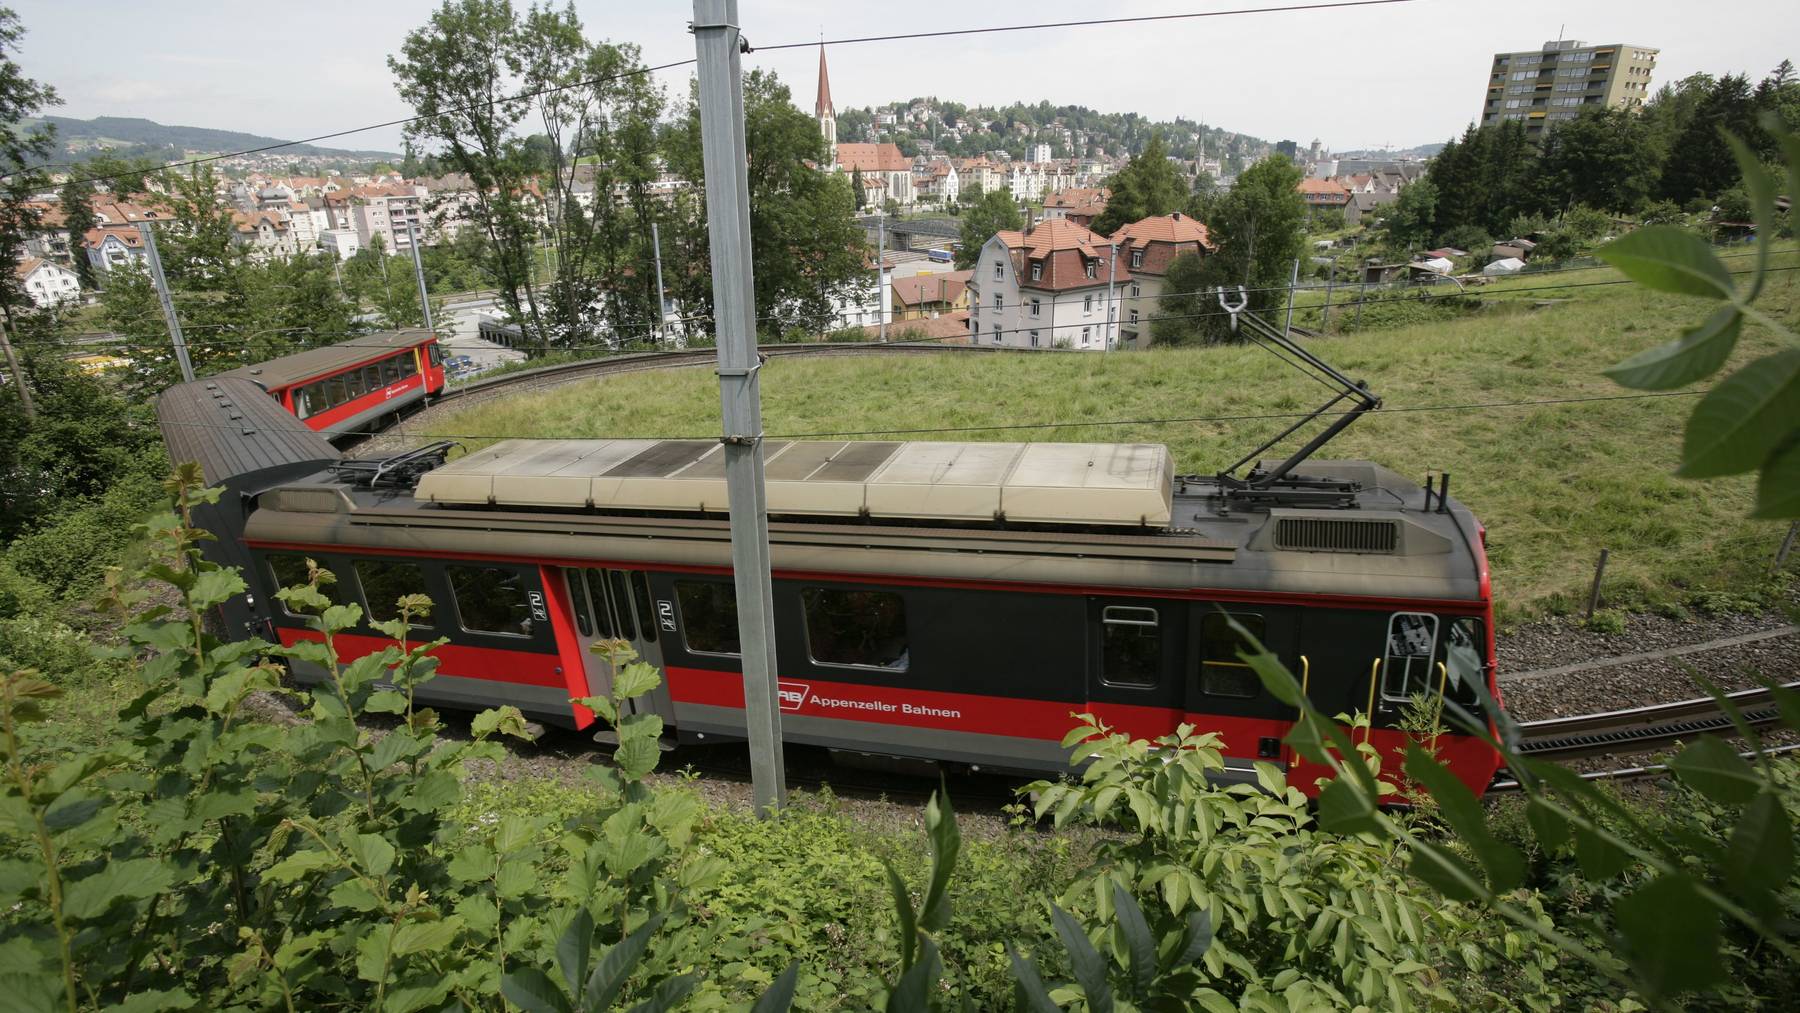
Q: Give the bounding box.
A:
[158,376,1506,795]
[218,329,446,439]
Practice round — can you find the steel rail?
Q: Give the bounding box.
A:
[1488,743,1800,793]
[1511,681,1797,762]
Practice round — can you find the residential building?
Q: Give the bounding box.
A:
[1029,143,1052,164]
[1043,187,1109,228]
[1296,177,1351,220]
[83,226,147,275]
[1481,40,1658,135]
[829,256,892,331]
[965,218,1130,351]
[891,269,971,321]
[16,257,80,308]
[1109,212,1214,349]
[231,209,297,259]
[320,228,361,261]
[954,157,1003,197]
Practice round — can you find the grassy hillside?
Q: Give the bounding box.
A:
[424,255,1799,621]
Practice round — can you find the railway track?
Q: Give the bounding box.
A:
[1512,681,1797,762]
[435,340,1041,406]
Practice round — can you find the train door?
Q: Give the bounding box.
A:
[1182,603,1301,776]
[561,567,674,728]
[1086,599,1186,741]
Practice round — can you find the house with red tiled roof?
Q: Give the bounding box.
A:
[1044,187,1110,228]
[1109,212,1215,348]
[1296,177,1351,221]
[965,218,1130,350]
[231,209,295,259]
[83,226,146,276]
[890,269,971,321]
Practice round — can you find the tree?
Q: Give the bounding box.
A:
[0,8,59,418]
[954,189,1022,269]
[1534,106,1654,215]
[851,165,865,210]
[1386,177,1438,251]
[1660,74,1759,201]
[58,175,98,289]
[1159,156,1305,344]
[665,70,869,335]
[1091,131,1187,234]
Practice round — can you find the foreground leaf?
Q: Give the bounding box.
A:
[1603,305,1739,390]
[1614,873,1725,997]
[1595,226,1735,299]
[1753,434,1800,519]
[1668,735,1761,805]
[1678,350,1800,479]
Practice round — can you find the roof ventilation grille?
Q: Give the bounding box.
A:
[1274,517,1398,554]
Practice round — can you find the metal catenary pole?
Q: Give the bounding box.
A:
[1282,258,1299,339]
[651,221,671,347]
[137,222,195,383]
[692,0,786,816]
[876,214,887,342]
[407,220,434,332]
[1105,241,1118,349]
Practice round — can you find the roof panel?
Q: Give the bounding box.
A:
[413,438,1173,527]
[216,329,432,391]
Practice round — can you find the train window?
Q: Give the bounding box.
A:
[803,588,907,670]
[294,385,317,419]
[676,581,738,656]
[1100,605,1160,688]
[267,554,346,615]
[325,376,348,407]
[344,368,365,399]
[1380,612,1440,704]
[365,365,384,391]
[448,565,534,637]
[355,561,431,627]
[582,570,615,638]
[427,343,444,367]
[566,571,592,637]
[398,353,418,378]
[1444,617,1486,704]
[382,357,402,384]
[631,572,658,643]
[609,570,637,640]
[1199,612,1264,698]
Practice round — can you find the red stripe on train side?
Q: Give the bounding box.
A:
[243,541,1487,615]
[273,627,565,688]
[538,564,596,728]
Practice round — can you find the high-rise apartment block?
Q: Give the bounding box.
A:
[1481,40,1658,135]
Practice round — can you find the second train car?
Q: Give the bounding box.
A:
[219,329,446,439]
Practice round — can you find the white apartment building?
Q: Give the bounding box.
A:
[320,228,361,261]
[83,227,147,275]
[16,257,80,308]
[1108,212,1215,349]
[965,219,1128,351]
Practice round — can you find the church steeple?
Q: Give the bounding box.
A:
[816,44,837,169]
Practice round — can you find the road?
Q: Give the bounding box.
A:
[437,294,528,372]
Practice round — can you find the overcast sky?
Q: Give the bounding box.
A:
[12,0,1799,156]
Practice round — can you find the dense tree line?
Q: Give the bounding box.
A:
[834,96,1266,164]
[1154,157,1308,345]
[1412,61,1800,251]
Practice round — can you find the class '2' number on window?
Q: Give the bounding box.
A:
[527,590,548,623]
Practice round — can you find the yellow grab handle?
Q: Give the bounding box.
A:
[1362,658,1381,745]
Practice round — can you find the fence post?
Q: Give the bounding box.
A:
[1774,521,1799,576]
[1585,548,1610,622]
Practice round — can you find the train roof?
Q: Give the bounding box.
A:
[156,375,340,487]
[215,329,433,391]
[415,438,1175,528]
[241,446,1486,602]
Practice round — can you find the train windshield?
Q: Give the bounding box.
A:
[1443,617,1487,707]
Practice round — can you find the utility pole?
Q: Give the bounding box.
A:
[1320,257,1336,332]
[1282,258,1299,339]
[406,219,434,332]
[651,221,671,347]
[876,214,887,342]
[0,316,32,419]
[1105,241,1118,349]
[693,0,786,816]
[137,221,194,383]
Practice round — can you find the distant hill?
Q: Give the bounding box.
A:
[27,115,398,160]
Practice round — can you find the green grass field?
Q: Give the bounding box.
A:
[423,252,1799,621]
